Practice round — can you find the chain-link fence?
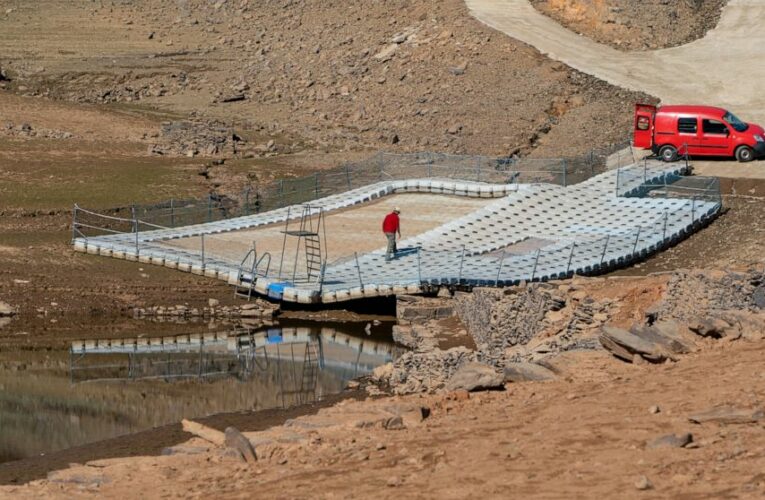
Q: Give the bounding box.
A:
[73,141,634,240]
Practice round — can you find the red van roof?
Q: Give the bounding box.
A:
[658,105,727,117]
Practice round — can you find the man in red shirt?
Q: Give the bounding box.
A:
[382,207,401,261]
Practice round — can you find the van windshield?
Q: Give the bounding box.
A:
[723,111,749,132]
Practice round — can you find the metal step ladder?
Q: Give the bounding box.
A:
[278,204,327,283]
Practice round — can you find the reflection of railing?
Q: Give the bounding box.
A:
[69,327,396,386]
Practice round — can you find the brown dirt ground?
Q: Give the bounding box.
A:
[0,388,365,486]
[0,0,651,158]
[3,338,764,498]
[530,0,728,51]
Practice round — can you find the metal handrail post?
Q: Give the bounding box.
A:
[643,158,647,183]
[691,196,696,224]
[416,248,422,284]
[632,227,642,255]
[354,252,363,288]
[207,194,212,222]
[170,198,175,227]
[663,210,669,239]
[566,243,576,275]
[495,250,506,286]
[318,262,326,293]
[600,235,611,266]
[277,206,291,280]
[201,234,205,270]
[457,245,466,284]
[530,249,541,281]
[71,205,78,243]
[132,206,139,255]
[615,167,620,197]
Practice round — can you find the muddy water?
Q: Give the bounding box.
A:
[0,319,396,464]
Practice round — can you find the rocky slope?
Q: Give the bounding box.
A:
[530,0,727,51]
[0,0,652,159]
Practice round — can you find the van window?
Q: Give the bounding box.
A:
[678,117,697,134]
[702,119,729,135]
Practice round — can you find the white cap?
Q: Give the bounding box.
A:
[393,207,401,213]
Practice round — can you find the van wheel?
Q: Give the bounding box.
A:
[659,145,678,162]
[735,145,754,162]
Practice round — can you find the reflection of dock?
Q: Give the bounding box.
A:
[69,327,397,393]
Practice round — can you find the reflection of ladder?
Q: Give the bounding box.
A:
[279,205,327,283]
[299,341,320,402]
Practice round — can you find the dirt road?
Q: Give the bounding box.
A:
[465,0,765,127]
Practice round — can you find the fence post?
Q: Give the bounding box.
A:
[691,196,696,224]
[458,245,466,284]
[632,227,642,255]
[201,234,206,270]
[600,235,611,266]
[495,250,506,286]
[530,249,541,281]
[207,194,212,222]
[354,252,363,288]
[170,198,175,227]
[566,243,576,275]
[663,210,669,239]
[615,168,620,197]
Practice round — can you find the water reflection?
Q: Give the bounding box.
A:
[0,323,397,464]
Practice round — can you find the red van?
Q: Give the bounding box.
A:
[634,104,765,162]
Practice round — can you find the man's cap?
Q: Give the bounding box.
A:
[393,207,401,213]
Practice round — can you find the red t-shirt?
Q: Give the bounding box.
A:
[382,212,400,233]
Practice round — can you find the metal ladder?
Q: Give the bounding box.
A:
[278,205,327,283]
[233,242,271,300]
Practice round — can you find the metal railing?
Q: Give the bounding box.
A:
[72,141,633,241]
[314,188,722,292]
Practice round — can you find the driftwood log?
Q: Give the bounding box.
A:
[181,419,257,462]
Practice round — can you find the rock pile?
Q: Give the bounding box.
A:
[454,282,612,365]
[651,268,764,323]
[2,121,74,139]
[132,300,277,320]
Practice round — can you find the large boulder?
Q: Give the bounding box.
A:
[599,326,666,363]
[445,362,504,392]
[503,362,557,383]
